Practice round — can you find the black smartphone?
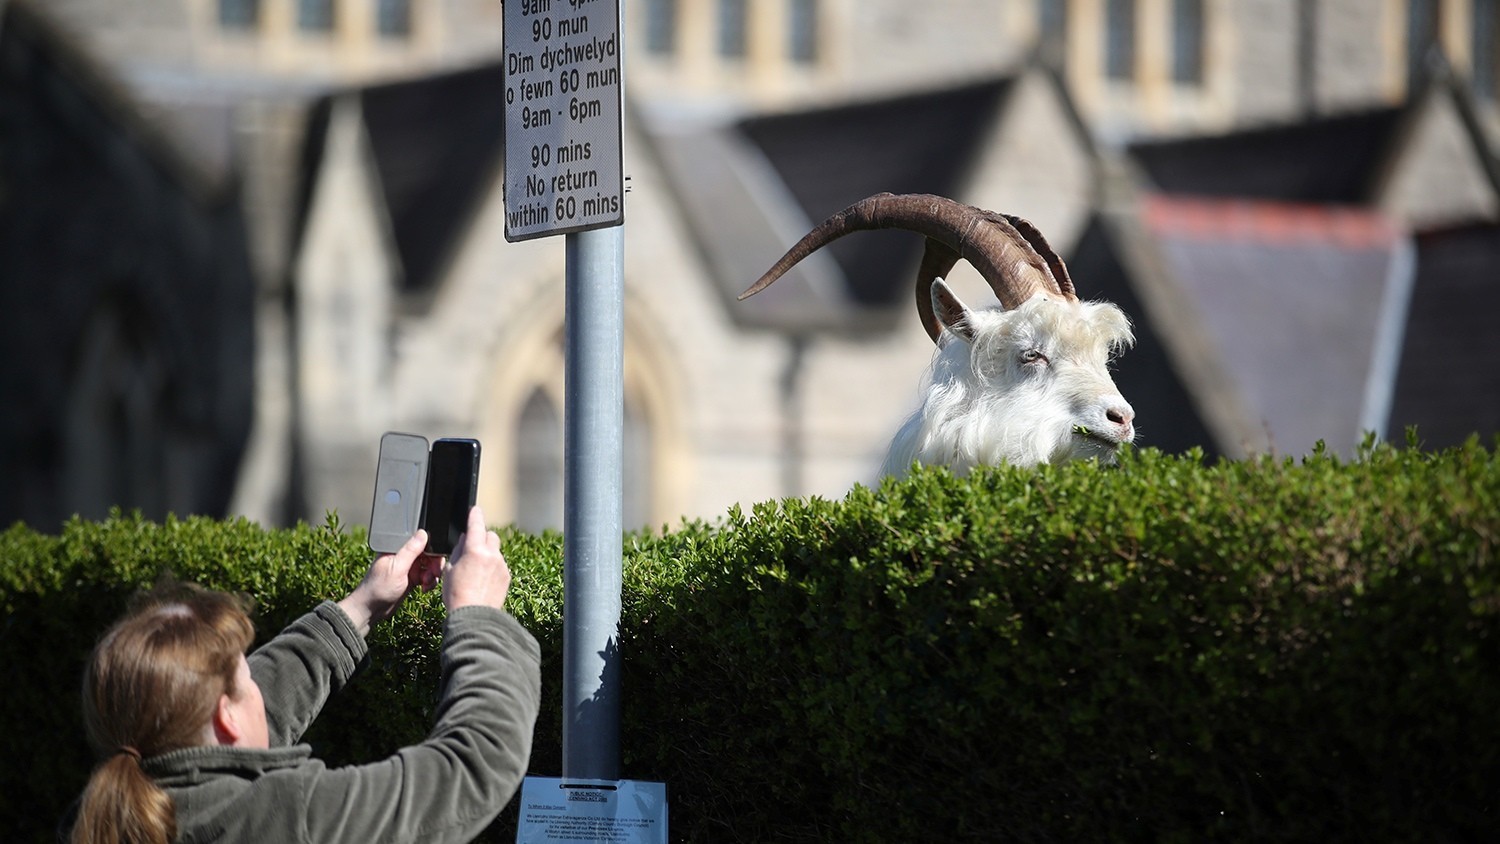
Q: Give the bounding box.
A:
[368,432,429,554]
[422,438,482,555]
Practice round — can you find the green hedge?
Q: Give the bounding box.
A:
[2,440,1497,841]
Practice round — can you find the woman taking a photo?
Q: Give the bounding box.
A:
[68,505,539,844]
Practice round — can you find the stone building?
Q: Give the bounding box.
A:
[39,2,1500,137]
[10,0,1500,531]
[624,0,1500,140]
[285,60,1102,531]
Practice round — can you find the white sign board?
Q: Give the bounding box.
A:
[516,777,668,843]
[503,0,624,242]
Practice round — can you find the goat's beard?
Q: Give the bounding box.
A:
[881,394,1124,477]
[876,380,1134,476]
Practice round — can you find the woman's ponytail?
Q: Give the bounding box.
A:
[69,582,254,844]
[70,751,175,844]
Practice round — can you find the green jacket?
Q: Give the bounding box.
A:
[143,602,541,844]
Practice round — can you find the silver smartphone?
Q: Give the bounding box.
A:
[368,432,430,554]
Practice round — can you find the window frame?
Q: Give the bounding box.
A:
[377,0,412,39]
[218,0,260,30]
[643,0,677,56]
[1105,0,1137,82]
[1170,0,1205,85]
[717,0,748,59]
[1407,0,1441,89]
[297,0,336,34]
[788,0,819,65]
[1473,0,1499,100]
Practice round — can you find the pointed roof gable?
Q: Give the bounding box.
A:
[361,63,507,293]
[736,77,1016,307]
[643,71,1097,334]
[646,115,861,332]
[295,61,507,296]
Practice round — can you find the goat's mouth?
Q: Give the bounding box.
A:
[1072,424,1124,453]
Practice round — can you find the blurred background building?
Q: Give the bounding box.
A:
[3,0,1497,534]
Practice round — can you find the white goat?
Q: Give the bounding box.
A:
[740,193,1136,477]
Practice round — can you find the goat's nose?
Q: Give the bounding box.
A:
[1106,404,1135,431]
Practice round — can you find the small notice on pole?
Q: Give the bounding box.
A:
[515,777,667,843]
[502,0,625,242]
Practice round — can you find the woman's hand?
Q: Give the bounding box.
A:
[338,530,445,637]
[442,506,512,612]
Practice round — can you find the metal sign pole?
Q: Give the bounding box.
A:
[503,0,626,784]
[562,223,623,781]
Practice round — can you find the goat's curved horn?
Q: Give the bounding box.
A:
[738,193,1074,342]
[1001,213,1076,300]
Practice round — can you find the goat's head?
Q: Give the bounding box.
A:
[739,193,1136,473]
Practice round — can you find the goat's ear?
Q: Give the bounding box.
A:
[931,277,975,343]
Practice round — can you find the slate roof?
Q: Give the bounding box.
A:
[297,61,507,294]
[1127,107,1406,203]
[737,78,1015,307]
[362,63,507,293]
[1121,72,1500,456]
[645,75,1025,332]
[1389,222,1500,448]
[646,115,860,332]
[1138,194,1408,457]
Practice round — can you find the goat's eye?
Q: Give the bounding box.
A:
[1021,349,1049,366]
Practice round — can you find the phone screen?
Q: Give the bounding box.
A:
[423,438,481,555]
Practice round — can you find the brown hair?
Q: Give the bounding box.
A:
[70,582,255,844]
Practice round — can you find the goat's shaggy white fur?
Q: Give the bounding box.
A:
[881,284,1136,477]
